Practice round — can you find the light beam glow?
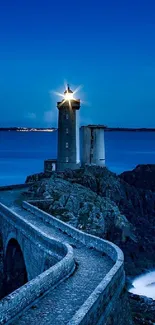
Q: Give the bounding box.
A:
[64,91,74,100]
[53,84,83,104]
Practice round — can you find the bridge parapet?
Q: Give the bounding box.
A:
[0,203,75,324]
[23,200,126,325]
[23,200,123,262]
[0,198,131,325]
[0,203,68,260]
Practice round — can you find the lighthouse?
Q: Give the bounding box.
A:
[57,85,81,171]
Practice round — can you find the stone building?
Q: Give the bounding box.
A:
[80,125,106,167]
[57,85,81,171]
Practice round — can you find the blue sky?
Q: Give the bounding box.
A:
[0,0,155,127]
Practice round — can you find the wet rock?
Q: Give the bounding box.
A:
[43,191,52,199]
[129,292,155,324]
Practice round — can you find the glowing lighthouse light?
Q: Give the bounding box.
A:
[64,85,74,100]
[53,83,82,108]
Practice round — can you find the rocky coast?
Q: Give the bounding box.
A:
[25,164,155,324]
[0,164,154,324]
[26,165,155,276]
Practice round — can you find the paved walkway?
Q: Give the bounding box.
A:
[0,189,114,325]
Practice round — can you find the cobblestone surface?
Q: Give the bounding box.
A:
[0,189,114,325]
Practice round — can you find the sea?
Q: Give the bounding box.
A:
[0,130,155,186]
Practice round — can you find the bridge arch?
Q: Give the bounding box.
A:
[4,238,28,296]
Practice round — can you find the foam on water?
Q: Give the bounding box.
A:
[129,271,155,299]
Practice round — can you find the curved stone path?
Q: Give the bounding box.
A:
[0,189,114,325]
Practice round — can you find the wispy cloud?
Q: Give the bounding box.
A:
[44,109,58,127]
[26,112,36,119]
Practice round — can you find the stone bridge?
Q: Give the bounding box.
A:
[0,188,132,325]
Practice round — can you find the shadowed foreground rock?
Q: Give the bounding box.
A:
[129,293,155,325]
[120,164,155,191]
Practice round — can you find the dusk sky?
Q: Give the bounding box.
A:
[0,0,155,128]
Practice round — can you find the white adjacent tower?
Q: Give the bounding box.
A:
[80,125,105,166]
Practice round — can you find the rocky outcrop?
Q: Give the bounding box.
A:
[25,165,155,276]
[129,293,155,325]
[26,172,48,183]
[27,177,133,239]
[120,164,155,191]
[25,164,155,324]
[56,166,155,276]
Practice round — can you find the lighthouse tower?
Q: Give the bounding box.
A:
[57,85,81,171]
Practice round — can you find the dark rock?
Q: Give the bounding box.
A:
[56,166,155,276]
[28,177,133,238]
[25,172,50,183]
[129,292,155,324]
[26,165,155,276]
[25,165,155,325]
[120,164,155,191]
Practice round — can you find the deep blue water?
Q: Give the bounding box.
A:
[0,130,155,186]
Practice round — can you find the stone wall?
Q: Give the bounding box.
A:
[23,200,133,325]
[0,203,75,324]
[0,203,67,279]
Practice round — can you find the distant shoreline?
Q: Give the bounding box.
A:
[0,128,56,132]
[106,128,155,132]
[0,127,155,132]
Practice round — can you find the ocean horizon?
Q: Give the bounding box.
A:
[0,130,155,186]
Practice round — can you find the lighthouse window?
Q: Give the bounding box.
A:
[66,113,69,119]
[66,142,69,148]
[66,157,69,163]
[66,128,69,134]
